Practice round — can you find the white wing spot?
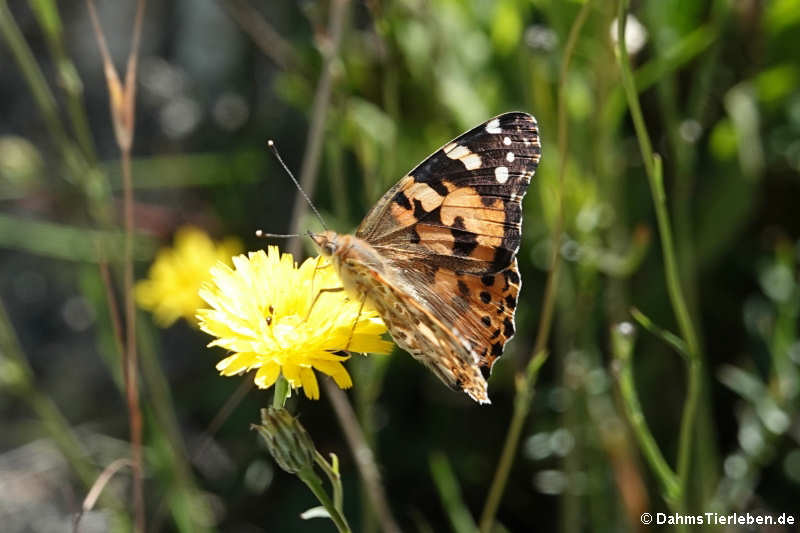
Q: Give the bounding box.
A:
[485,118,501,134]
[446,144,470,160]
[462,153,482,170]
[503,136,512,146]
[506,152,515,162]
[495,166,509,183]
[444,144,482,169]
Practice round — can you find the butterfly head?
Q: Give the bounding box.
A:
[310,230,342,257]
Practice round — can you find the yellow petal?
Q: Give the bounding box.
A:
[217,352,257,375]
[312,360,352,389]
[254,362,281,389]
[347,335,395,355]
[300,367,319,399]
[282,363,301,388]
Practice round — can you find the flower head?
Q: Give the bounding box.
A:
[197,246,392,399]
[135,226,242,327]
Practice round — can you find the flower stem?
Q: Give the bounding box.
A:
[297,469,352,533]
[273,375,290,408]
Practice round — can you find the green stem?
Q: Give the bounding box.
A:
[430,452,478,533]
[0,0,89,184]
[297,469,352,533]
[0,299,90,481]
[315,451,344,513]
[612,324,680,504]
[531,0,592,357]
[27,0,97,161]
[1,0,112,226]
[630,307,689,359]
[615,5,701,360]
[0,0,67,147]
[479,351,548,533]
[616,0,705,515]
[273,375,290,408]
[677,360,702,496]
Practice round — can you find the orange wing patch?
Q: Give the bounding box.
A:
[430,260,520,372]
[440,187,507,255]
[388,177,455,227]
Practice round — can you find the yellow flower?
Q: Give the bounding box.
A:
[135,226,242,327]
[197,246,393,399]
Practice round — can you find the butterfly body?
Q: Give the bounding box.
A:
[314,112,541,403]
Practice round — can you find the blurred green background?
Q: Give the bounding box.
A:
[1,0,799,531]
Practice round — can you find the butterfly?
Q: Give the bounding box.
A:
[313,112,541,403]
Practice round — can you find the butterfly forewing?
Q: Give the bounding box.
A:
[356,112,540,274]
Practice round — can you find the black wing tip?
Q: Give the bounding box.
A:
[491,111,538,125]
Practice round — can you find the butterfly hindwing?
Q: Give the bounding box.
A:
[356,112,540,275]
[442,260,522,372]
[393,257,521,376]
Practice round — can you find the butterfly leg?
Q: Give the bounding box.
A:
[305,287,344,321]
[308,258,334,307]
[344,292,367,352]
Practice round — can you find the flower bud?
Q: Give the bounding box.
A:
[254,407,316,474]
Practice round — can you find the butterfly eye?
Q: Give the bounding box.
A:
[324,242,337,255]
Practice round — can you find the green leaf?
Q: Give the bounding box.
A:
[429,452,477,533]
[0,214,156,262]
[300,506,332,520]
[754,64,799,105]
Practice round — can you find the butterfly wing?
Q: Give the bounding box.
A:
[355,112,540,377]
[356,112,540,275]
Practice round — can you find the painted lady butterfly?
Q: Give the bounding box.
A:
[313,112,541,403]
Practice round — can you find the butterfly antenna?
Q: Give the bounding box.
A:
[255,230,301,239]
[267,140,328,231]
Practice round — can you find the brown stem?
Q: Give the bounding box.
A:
[324,380,401,533]
[74,459,134,533]
[122,148,145,533]
[87,1,147,529]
